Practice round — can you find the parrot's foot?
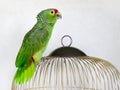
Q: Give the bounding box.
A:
[41,57,45,62]
[35,62,39,66]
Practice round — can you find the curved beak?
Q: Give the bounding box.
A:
[56,12,62,19]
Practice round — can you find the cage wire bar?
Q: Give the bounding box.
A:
[12,56,120,90]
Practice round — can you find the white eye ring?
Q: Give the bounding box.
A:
[50,10,55,14]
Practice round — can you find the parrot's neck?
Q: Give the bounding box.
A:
[33,22,55,33]
[37,15,57,29]
[35,20,56,31]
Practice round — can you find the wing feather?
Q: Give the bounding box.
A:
[15,28,49,68]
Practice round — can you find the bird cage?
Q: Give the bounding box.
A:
[12,35,120,90]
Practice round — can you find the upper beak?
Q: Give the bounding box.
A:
[56,12,62,19]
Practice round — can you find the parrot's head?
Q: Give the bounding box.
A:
[37,8,62,24]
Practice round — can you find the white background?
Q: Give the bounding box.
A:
[0,0,120,89]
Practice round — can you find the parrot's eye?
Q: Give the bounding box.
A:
[50,10,55,14]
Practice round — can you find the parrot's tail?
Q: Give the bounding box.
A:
[14,62,36,84]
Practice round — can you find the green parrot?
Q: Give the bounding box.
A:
[14,8,62,84]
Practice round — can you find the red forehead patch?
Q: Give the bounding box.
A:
[54,9,58,13]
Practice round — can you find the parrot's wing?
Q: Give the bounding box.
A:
[15,28,49,68]
[15,44,32,68]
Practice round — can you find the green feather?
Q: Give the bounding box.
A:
[14,8,60,84]
[14,62,36,84]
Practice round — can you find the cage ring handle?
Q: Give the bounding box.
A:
[61,35,73,47]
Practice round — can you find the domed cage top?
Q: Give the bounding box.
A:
[12,35,120,90]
